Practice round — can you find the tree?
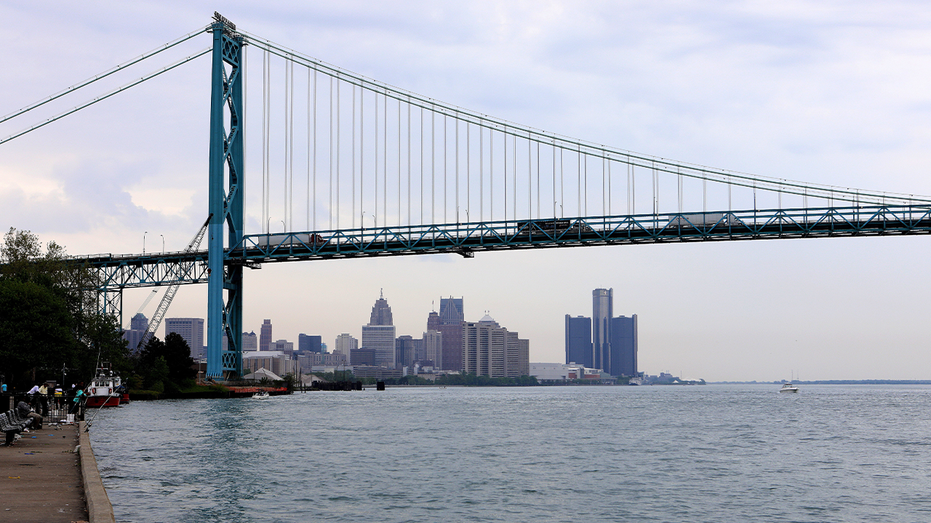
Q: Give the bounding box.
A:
[134,333,195,393]
[0,228,128,389]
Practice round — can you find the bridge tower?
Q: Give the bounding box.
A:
[207,13,244,378]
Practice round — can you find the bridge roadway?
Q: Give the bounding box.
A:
[78,204,931,289]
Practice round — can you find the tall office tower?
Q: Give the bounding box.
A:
[439,297,464,324]
[242,331,258,351]
[130,313,148,331]
[123,313,149,354]
[423,330,443,368]
[610,314,639,377]
[369,289,393,325]
[298,334,323,354]
[396,335,415,368]
[426,311,440,332]
[438,297,464,371]
[565,315,593,367]
[461,314,529,378]
[260,319,272,352]
[592,288,613,372]
[165,318,205,359]
[334,333,358,364]
[362,292,397,367]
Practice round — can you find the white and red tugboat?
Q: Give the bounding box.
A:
[85,365,122,408]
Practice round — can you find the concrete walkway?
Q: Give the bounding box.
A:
[0,421,85,521]
[0,420,112,523]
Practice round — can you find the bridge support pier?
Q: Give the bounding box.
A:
[206,14,244,378]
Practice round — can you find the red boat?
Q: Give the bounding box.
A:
[85,366,122,408]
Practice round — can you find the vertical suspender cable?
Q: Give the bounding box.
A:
[329,76,334,230]
[420,106,424,225]
[455,115,459,223]
[336,79,340,230]
[444,112,447,224]
[352,85,356,229]
[307,67,311,230]
[374,93,378,228]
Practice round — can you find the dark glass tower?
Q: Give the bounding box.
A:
[610,315,638,377]
[592,288,613,372]
[565,315,593,367]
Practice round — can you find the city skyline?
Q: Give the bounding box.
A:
[4,3,931,382]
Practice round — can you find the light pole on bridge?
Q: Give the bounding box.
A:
[143,231,147,255]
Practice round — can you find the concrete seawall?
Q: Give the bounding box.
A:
[79,421,115,523]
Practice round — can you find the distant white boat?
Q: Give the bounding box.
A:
[779,382,799,393]
[252,390,270,399]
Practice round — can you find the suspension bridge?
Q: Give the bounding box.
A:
[4,13,931,378]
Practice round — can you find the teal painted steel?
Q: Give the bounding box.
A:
[207,16,244,378]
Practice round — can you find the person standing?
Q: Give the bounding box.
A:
[27,384,39,408]
[37,383,49,416]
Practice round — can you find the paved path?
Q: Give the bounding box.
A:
[0,422,87,522]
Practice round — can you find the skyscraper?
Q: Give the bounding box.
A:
[462,313,529,378]
[123,313,149,354]
[592,288,613,372]
[334,333,358,364]
[438,296,464,371]
[565,315,593,366]
[610,315,638,377]
[362,291,397,367]
[260,319,272,352]
[165,318,205,359]
[298,334,322,354]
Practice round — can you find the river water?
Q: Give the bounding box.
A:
[88,384,931,522]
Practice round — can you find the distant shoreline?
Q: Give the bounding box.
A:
[710,380,931,385]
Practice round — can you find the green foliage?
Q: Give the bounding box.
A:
[132,333,196,393]
[434,373,539,387]
[0,228,129,389]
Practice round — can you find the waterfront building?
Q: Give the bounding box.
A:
[362,291,396,367]
[529,362,610,382]
[610,315,638,377]
[242,350,297,377]
[165,317,205,359]
[260,319,272,352]
[462,313,529,378]
[564,315,593,367]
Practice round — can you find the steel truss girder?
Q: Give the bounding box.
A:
[225,205,931,262]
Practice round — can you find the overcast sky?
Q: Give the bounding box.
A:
[3,1,931,381]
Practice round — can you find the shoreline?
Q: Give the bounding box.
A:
[79,420,115,523]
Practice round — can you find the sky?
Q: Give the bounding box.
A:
[2,1,931,381]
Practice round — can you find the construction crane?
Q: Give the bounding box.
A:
[136,215,212,351]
